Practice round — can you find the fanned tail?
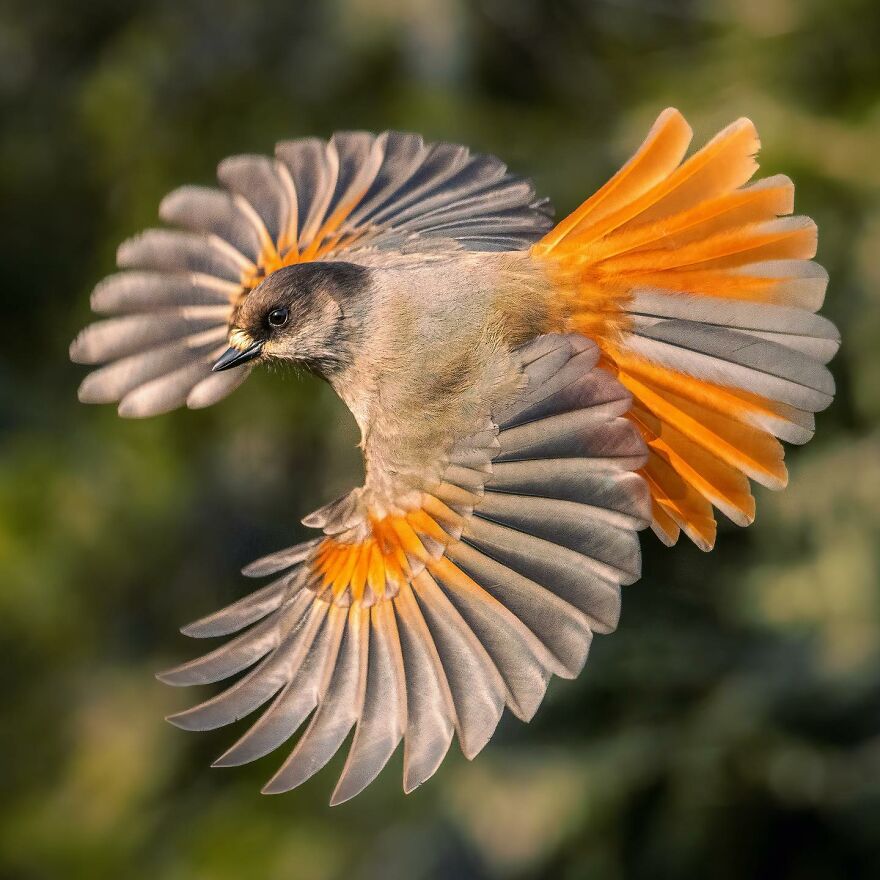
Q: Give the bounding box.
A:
[533,108,839,549]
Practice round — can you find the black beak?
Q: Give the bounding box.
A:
[212,341,264,372]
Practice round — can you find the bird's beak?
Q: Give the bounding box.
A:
[212,341,264,372]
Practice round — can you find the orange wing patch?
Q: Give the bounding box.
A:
[309,496,467,606]
[235,191,373,308]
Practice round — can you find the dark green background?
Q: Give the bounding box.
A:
[2,1,879,877]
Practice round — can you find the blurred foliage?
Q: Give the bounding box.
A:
[1,0,879,878]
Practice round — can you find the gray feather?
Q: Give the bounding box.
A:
[217,155,290,245]
[324,132,385,227]
[180,574,296,639]
[393,586,455,793]
[263,606,367,793]
[187,365,254,410]
[241,539,320,578]
[496,410,646,465]
[330,603,406,805]
[212,601,333,766]
[117,229,248,280]
[340,131,429,227]
[629,322,835,411]
[117,355,224,418]
[629,291,840,363]
[411,572,506,760]
[432,567,553,722]
[447,542,594,679]
[499,345,628,432]
[170,597,324,735]
[460,516,623,633]
[90,271,235,315]
[301,491,363,532]
[157,608,287,688]
[274,132,552,253]
[76,331,225,404]
[167,645,289,733]
[473,493,642,585]
[453,234,542,251]
[514,332,578,375]
[69,311,227,365]
[487,461,652,527]
[275,138,335,248]
[159,185,263,262]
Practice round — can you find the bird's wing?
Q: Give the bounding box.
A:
[159,333,650,803]
[533,109,838,549]
[70,132,553,417]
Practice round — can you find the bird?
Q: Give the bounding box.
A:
[70,108,838,804]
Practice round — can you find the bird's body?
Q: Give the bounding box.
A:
[324,251,549,501]
[71,110,838,803]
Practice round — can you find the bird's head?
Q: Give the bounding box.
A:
[213,261,371,377]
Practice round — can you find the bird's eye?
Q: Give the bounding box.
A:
[267,307,289,328]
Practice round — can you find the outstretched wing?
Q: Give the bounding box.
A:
[159,334,650,803]
[70,132,553,417]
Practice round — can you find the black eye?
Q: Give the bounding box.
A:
[267,307,289,328]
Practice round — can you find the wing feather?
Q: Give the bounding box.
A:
[161,335,649,801]
[393,583,456,793]
[73,131,552,416]
[262,605,366,793]
[411,570,506,760]
[212,601,334,766]
[330,602,406,805]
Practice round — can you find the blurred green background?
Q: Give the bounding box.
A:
[1,0,879,877]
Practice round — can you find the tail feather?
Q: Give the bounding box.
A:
[587,175,796,263]
[540,107,692,250]
[628,292,839,362]
[535,107,839,549]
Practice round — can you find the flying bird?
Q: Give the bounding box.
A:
[70,109,838,804]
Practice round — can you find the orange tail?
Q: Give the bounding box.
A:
[533,108,839,550]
